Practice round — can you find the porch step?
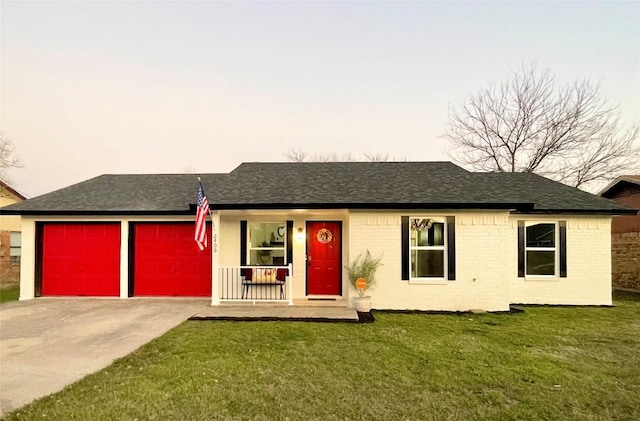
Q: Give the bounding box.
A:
[293,297,348,307]
[191,304,358,322]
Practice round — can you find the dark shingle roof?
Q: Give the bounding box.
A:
[0,162,634,215]
[216,162,484,207]
[0,174,227,214]
[472,172,634,213]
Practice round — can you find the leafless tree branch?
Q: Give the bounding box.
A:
[0,133,22,184]
[284,148,404,162]
[444,63,640,191]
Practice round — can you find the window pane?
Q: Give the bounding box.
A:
[410,222,445,247]
[526,223,555,248]
[411,250,444,278]
[249,223,285,248]
[250,248,285,266]
[10,247,21,257]
[526,251,555,275]
[10,232,21,247]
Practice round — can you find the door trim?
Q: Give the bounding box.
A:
[305,220,343,296]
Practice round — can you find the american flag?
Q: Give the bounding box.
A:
[195,181,210,251]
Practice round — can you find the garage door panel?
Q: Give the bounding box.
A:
[41,223,121,296]
[133,223,211,297]
[41,270,67,295]
[83,273,120,296]
[177,242,199,256]
[83,246,107,261]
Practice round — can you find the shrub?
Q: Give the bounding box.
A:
[345,250,383,297]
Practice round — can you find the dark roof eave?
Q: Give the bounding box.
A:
[4,205,633,217]
[0,210,194,216]
[209,202,537,211]
[511,208,638,215]
[1,203,533,215]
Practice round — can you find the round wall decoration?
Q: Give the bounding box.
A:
[316,228,333,244]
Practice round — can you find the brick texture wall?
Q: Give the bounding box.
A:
[508,217,612,306]
[349,211,512,312]
[349,212,613,311]
[0,230,20,286]
[612,232,640,291]
[603,182,640,291]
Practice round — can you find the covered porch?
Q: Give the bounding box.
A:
[210,209,351,307]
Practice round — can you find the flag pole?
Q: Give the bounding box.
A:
[198,177,220,305]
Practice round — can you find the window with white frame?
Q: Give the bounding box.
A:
[410,217,446,279]
[248,222,286,266]
[525,222,556,276]
[10,231,21,263]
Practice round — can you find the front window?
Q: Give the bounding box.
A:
[525,222,556,276]
[10,231,21,263]
[248,223,286,266]
[410,218,446,279]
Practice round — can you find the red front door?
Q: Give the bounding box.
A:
[306,221,342,295]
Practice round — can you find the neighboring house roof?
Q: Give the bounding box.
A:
[0,162,635,215]
[599,175,640,198]
[0,180,27,202]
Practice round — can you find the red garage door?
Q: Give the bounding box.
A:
[41,223,121,296]
[133,223,212,296]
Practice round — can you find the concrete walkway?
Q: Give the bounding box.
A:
[0,299,359,416]
[0,298,209,416]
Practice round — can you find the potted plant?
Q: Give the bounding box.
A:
[345,250,383,312]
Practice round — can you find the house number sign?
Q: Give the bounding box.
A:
[317,228,333,244]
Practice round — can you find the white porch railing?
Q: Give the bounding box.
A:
[218,264,293,304]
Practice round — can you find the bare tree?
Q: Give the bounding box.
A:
[284,148,404,162]
[0,133,22,184]
[363,152,391,162]
[443,63,640,190]
[284,148,355,162]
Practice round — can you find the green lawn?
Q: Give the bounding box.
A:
[4,292,639,421]
[0,284,19,303]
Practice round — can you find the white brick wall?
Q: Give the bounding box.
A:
[348,211,512,312]
[508,216,612,306]
[17,212,613,308]
[348,212,613,311]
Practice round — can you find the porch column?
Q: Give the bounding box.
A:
[211,211,220,306]
[119,220,129,299]
[19,218,36,300]
[288,263,294,306]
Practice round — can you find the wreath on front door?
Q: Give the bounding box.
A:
[317,228,333,244]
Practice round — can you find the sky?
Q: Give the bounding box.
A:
[1,1,639,197]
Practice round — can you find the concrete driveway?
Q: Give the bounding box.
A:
[0,298,209,416]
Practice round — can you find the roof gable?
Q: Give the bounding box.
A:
[599,175,640,198]
[0,180,27,202]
